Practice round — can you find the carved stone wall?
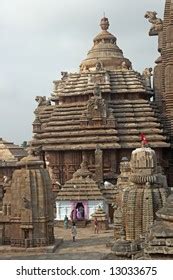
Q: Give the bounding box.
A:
[0,155,54,247]
[114,146,169,241]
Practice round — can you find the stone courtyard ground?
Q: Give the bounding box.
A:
[0,226,114,260]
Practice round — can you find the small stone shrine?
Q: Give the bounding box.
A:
[56,159,106,222]
[0,153,54,248]
[114,142,170,241]
[91,205,109,230]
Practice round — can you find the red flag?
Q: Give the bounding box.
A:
[140,133,148,145]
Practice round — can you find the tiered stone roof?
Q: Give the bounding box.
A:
[91,206,107,221]
[109,99,168,148]
[32,84,169,150]
[0,138,27,162]
[57,160,104,201]
[100,185,117,203]
[33,101,120,151]
[32,17,169,151]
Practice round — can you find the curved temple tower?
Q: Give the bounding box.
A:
[114,145,169,240]
[0,154,54,247]
[145,1,173,182]
[32,16,170,191]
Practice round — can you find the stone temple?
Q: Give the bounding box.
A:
[0,0,173,259]
[32,17,170,190]
[31,0,173,225]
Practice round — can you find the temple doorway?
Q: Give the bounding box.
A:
[76,202,85,220]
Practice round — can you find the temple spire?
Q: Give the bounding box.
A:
[80,17,132,71]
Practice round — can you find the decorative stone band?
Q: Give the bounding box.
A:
[130,174,157,184]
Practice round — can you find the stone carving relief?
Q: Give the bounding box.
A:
[93,83,102,98]
[22,196,31,209]
[87,71,110,85]
[52,73,69,96]
[80,83,116,127]
[105,72,110,83]
[35,96,51,106]
[61,71,68,80]
[88,73,107,85]
[95,60,103,71]
[87,84,107,119]
[121,61,129,70]
[145,11,163,35]
[79,64,89,72]
[142,68,153,89]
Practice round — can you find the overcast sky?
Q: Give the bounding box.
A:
[0,0,165,145]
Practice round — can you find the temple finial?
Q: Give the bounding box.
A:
[100,16,109,31]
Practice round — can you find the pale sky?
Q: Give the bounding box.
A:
[0,0,165,145]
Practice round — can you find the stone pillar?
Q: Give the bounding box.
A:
[95,145,103,184]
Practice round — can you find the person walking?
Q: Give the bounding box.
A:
[64,215,69,229]
[94,217,99,234]
[71,221,77,242]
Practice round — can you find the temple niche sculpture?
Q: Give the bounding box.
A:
[0,152,54,248]
[32,14,171,222]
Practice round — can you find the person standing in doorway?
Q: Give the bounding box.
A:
[71,221,77,242]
